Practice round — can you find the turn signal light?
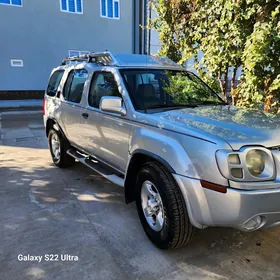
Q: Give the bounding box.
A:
[200,180,227,193]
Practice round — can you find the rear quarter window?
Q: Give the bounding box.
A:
[46,70,64,97]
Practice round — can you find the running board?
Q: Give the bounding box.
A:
[67,149,124,187]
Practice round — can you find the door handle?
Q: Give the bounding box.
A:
[82,113,89,119]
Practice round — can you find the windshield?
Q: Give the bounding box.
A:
[120,69,225,110]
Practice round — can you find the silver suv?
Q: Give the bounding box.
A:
[44,52,280,249]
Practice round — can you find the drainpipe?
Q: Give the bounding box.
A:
[133,0,139,54]
[133,0,148,54]
[147,1,152,55]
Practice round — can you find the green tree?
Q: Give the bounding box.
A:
[236,3,280,112]
[150,0,280,111]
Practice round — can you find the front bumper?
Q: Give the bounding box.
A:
[174,174,280,231]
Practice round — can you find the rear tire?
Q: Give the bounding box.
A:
[48,129,75,168]
[135,161,195,249]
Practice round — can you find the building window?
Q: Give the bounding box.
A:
[61,0,83,14]
[101,0,120,19]
[0,0,22,6]
[68,50,90,57]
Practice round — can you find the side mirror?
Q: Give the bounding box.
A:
[99,96,126,116]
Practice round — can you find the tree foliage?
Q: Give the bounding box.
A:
[162,72,224,104]
[150,0,280,112]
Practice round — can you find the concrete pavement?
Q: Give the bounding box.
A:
[1,112,280,280]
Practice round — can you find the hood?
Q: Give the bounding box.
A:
[155,105,280,150]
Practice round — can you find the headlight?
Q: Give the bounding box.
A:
[216,147,275,182]
[246,149,265,177]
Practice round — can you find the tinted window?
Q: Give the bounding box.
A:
[63,69,88,104]
[46,70,64,97]
[88,72,121,108]
[120,69,224,110]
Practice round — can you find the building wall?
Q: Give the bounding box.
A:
[0,0,134,91]
[149,9,160,55]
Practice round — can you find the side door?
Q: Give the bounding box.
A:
[59,68,88,148]
[80,71,131,173]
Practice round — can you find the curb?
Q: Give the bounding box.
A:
[0,110,42,116]
[0,110,43,120]
[0,106,42,112]
[0,99,43,112]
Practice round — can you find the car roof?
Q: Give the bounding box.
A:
[58,52,184,71]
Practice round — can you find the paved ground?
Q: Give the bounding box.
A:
[1,112,280,280]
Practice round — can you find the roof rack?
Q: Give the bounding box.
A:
[61,52,183,69]
[61,51,118,66]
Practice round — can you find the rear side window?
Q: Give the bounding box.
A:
[46,70,64,97]
[63,69,88,104]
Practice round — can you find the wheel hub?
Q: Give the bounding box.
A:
[51,133,61,160]
[141,180,164,231]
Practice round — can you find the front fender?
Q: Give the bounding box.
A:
[129,128,199,179]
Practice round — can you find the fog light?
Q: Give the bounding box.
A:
[243,216,263,231]
[231,168,243,179]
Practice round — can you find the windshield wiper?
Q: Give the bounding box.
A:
[196,100,228,106]
[145,104,198,110]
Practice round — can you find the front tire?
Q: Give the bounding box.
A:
[135,162,195,249]
[48,129,75,168]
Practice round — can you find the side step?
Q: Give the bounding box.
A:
[67,149,124,187]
